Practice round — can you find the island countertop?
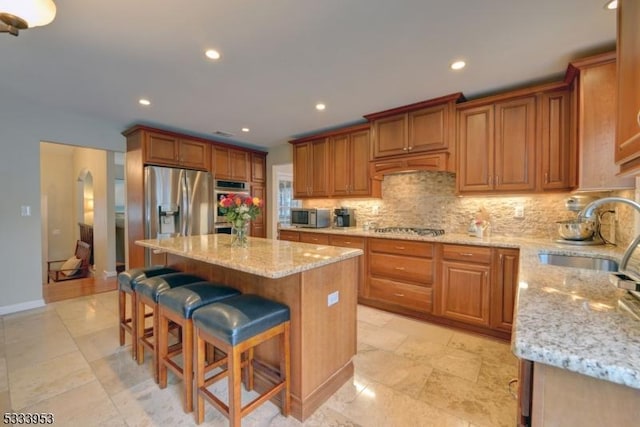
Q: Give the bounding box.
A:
[135,234,363,279]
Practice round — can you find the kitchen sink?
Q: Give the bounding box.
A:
[538,253,619,272]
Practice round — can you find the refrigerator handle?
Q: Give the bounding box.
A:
[181,174,190,236]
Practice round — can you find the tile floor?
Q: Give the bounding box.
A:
[0,291,518,426]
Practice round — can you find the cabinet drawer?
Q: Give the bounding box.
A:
[369,253,433,284]
[299,232,330,245]
[278,230,300,242]
[328,235,365,249]
[443,244,491,264]
[369,238,433,257]
[369,277,432,313]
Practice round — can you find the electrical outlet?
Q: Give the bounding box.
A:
[20,205,31,217]
[327,291,339,306]
[372,205,380,215]
[514,205,524,219]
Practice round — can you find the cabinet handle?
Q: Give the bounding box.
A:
[459,252,474,257]
[500,253,504,268]
[495,175,499,185]
[394,267,406,271]
[508,378,518,399]
[394,246,406,250]
[544,172,549,184]
[344,241,351,244]
[637,109,640,128]
[488,175,493,185]
[393,293,405,297]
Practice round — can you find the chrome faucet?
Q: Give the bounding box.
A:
[578,196,640,276]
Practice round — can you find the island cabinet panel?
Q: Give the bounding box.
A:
[437,244,492,327]
[615,0,640,171]
[328,235,366,298]
[366,238,435,313]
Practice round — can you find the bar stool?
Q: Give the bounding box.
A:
[118,267,179,359]
[157,282,241,412]
[135,272,206,382]
[192,294,291,426]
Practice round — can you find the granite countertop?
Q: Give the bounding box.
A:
[135,234,362,279]
[282,226,640,389]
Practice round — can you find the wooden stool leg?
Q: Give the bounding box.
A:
[195,330,206,425]
[281,322,291,416]
[152,302,160,383]
[229,348,243,427]
[130,292,138,360]
[135,298,146,365]
[157,309,169,388]
[245,348,255,391]
[183,320,194,413]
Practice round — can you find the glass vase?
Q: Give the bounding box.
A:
[231,221,249,248]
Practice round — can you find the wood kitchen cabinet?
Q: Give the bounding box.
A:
[328,235,366,298]
[330,127,375,197]
[278,229,300,242]
[567,52,635,190]
[457,82,574,194]
[292,138,330,198]
[213,146,250,181]
[490,248,519,333]
[144,131,211,171]
[249,184,266,238]
[366,238,435,313]
[298,232,329,245]
[615,0,640,172]
[365,93,462,172]
[251,152,266,184]
[437,244,492,327]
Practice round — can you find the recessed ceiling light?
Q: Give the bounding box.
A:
[450,60,466,71]
[605,0,618,10]
[205,49,221,60]
[138,98,151,106]
[241,127,250,133]
[315,103,326,111]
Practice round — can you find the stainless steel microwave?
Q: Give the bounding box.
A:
[290,208,330,228]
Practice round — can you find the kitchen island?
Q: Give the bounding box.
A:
[135,234,362,421]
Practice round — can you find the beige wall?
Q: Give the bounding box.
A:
[266,143,293,238]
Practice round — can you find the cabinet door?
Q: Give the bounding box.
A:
[250,184,266,238]
[540,90,572,190]
[615,0,640,167]
[229,149,249,181]
[408,104,448,153]
[309,139,330,197]
[292,143,310,198]
[251,153,266,183]
[490,248,519,333]
[440,261,491,326]
[298,232,330,245]
[373,114,407,158]
[349,129,371,195]
[494,97,536,191]
[457,105,494,192]
[179,139,210,170]
[213,146,231,179]
[145,132,178,165]
[330,134,350,196]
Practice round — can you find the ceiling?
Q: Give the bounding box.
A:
[0,0,616,150]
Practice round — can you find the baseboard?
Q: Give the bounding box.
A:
[103,270,118,278]
[0,298,46,316]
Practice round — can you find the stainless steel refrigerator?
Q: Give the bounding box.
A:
[144,165,214,265]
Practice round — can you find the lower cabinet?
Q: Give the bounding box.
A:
[366,238,434,313]
[278,229,300,242]
[491,248,520,332]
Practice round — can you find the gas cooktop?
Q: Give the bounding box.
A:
[373,227,445,236]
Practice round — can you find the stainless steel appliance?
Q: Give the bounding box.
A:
[213,180,250,233]
[290,208,331,228]
[334,207,356,227]
[374,227,445,236]
[144,166,214,265]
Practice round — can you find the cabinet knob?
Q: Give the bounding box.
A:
[402,147,408,151]
[407,146,413,151]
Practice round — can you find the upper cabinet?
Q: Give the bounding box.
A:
[213,146,250,181]
[144,131,210,171]
[615,0,640,172]
[364,93,463,173]
[567,52,635,190]
[456,83,575,194]
[251,152,266,184]
[329,126,380,197]
[292,138,330,198]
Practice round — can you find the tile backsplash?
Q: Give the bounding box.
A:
[303,171,636,246]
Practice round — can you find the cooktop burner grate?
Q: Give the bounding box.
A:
[374,227,445,236]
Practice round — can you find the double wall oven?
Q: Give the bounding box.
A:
[213,180,250,234]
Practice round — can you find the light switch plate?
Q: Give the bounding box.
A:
[514,205,524,219]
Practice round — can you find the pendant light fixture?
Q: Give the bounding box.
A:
[0,0,56,36]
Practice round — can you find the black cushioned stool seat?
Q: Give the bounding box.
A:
[192,294,291,426]
[157,283,241,413]
[118,267,179,359]
[135,272,206,383]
